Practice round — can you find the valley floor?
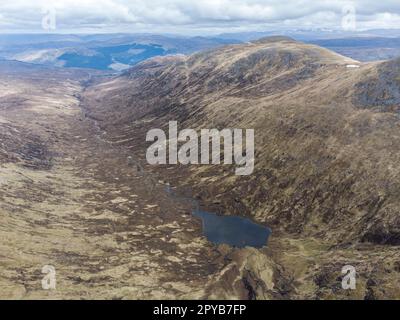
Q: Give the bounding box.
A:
[1,68,400,300]
[0,77,232,299]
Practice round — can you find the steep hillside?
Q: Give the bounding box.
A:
[2,62,272,300]
[83,37,400,299]
[354,57,400,110]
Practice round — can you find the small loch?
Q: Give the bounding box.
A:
[164,185,271,248]
[193,210,271,248]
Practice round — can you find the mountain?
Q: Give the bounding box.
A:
[217,30,400,61]
[0,34,240,71]
[82,37,400,299]
[2,37,400,299]
[2,32,398,72]
[309,37,400,62]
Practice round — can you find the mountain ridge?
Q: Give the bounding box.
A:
[82,38,400,298]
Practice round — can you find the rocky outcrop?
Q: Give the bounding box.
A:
[354,58,400,111]
[204,246,293,300]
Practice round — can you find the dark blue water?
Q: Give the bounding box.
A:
[193,210,271,248]
[163,185,271,248]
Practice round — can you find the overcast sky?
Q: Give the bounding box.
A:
[0,0,399,34]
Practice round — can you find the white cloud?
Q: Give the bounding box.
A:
[0,0,399,33]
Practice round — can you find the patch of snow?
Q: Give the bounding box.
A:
[109,62,131,72]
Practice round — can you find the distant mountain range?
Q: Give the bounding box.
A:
[218,30,400,62]
[0,34,239,71]
[307,37,400,61]
[0,31,399,71]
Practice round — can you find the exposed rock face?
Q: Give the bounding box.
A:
[354,58,400,111]
[82,37,400,299]
[204,246,291,300]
